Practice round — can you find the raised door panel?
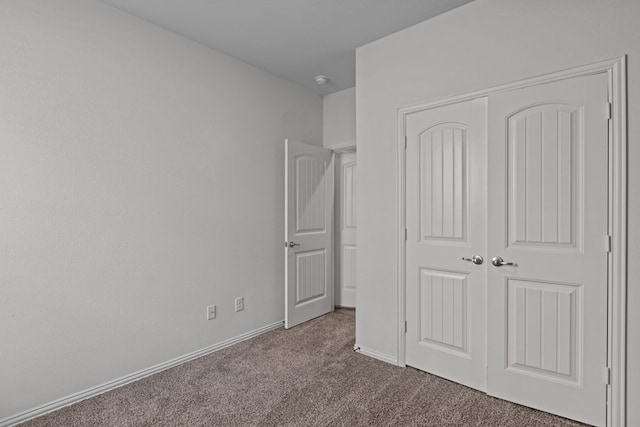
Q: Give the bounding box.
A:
[419,124,466,241]
[296,156,326,234]
[419,269,468,356]
[343,162,357,229]
[296,249,327,305]
[507,279,581,385]
[508,105,581,249]
[342,245,356,291]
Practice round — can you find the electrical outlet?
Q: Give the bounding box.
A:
[206,304,216,320]
[235,297,244,312]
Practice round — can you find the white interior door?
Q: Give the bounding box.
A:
[405,98,487,391]
[285,139,334,329]
[335,151,357,308]
[487,73,609,426]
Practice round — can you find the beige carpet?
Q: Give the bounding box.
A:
[21,309,586,426]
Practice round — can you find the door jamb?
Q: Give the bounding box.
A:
[396,57,626,426]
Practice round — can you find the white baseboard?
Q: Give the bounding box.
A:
[0,320,284,427]
[353,344,398,366]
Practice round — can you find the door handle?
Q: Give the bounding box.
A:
[461,255,483,265]
[287,241,301,248]
[491,256,516,267]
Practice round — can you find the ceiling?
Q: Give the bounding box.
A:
[98,0,474,96]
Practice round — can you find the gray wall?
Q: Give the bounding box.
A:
[355,0,639,423]
[0,0,322,419]
[323,87,356,149]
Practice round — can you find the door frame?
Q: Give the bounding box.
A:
[395,57,627,427]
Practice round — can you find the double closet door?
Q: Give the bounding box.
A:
[405,73,609,426]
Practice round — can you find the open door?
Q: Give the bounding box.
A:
[285,139,334,328]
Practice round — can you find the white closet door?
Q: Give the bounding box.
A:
[335,152,357,308]
[486,73,609,426]
[285,140,334,329]
[405,98,488,391]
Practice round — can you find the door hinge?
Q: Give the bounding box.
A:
[606,102,612,120]
[605,235,612,253]
[404,136,407,149]
[603,367,611,385]
[404,228,408,241]
[405,320,407,333]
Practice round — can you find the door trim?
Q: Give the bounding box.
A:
[396,57,627,426]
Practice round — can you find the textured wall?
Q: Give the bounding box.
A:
[0,0,322,419]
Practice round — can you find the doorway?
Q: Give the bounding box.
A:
[284,142,357,328]
[335,150,357,308]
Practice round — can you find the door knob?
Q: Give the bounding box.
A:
[288,241,301,248]
[462,255,483,265]
[491,256,516,267]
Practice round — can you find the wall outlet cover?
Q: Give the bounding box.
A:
[207,304,216,320]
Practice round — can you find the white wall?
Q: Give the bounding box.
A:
[355,0,639,423]
[323,87,356,149]
[0,0,322,420]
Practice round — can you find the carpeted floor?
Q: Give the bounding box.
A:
[21,309,586,426]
